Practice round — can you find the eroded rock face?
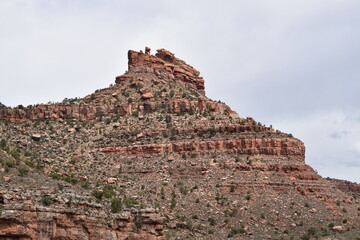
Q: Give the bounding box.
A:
[124,48,205,95]
[0,99,234,123]
[1,47,359,240]
[100,137,305,162]
[0,185,164,240]
[0,48,229,123]
[328,178,360,198]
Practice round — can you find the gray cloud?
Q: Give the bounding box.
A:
[330,131,348,140]
[0,0,359,182]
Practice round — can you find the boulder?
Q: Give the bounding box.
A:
[2,176,11,182]
[141,92,154,99]
[107,178,117,184]
[332,225,346,231]
[31,134,41,141]
[309,208,317,213]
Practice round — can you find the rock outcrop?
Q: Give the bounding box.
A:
[99,137,305,161]
[122,48,205,95]
[328,178,360,198]
[0,183,164,240]
[0,47,359,240]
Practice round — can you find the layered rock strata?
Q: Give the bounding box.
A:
[0,184,164,240]
[100,138,304,161]
[1,47,359,240]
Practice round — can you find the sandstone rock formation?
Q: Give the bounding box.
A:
[0,48,217,123]
[0,47,359,240]
[0,181,164,240]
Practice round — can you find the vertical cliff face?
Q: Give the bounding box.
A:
[0,47,359,240]
[0,179,164,240]
[123,48,205,95]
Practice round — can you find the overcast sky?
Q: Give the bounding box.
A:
[1,0,359,182]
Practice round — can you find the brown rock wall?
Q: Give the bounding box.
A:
[125,48,205,95]
[0,190,164,240]
[0,99,235,123]
[99,138,305,162]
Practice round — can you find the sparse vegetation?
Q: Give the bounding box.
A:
[0,47,358,240]
[111,198,122,213]
[18,167,28,176]
[41,197,53,206]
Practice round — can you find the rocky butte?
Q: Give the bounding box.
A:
[0,47,359,240]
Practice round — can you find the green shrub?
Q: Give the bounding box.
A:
[208,218,216,226]
[176,215,186,221]
[123,198,138,208]
[49,173,61,180]
[132,111,139,117]
[227,227,246,237]
[58,183,64,191]
[179,186,188,195]
[18,167,28,176]
[42,197,53,206]
[135,219,142,229]
[81,181,90,189]
[228,208,238,217]
[103,185,116,198]
[62,176,78,185]
[0,139,6,149]
[301,234,310,240]
[161,187,165,199]
[171,198,176,209]
[24,160,35,168]
[165,115,172,123]
[111,198,122,213]
[307,227,316,235]
[92,190,104,200]
[5,161,14,168]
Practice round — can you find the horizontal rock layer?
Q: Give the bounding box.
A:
[0,188,164,240]
[99,138,305,162]
[0,99,234,123]
[1,47,357,240]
